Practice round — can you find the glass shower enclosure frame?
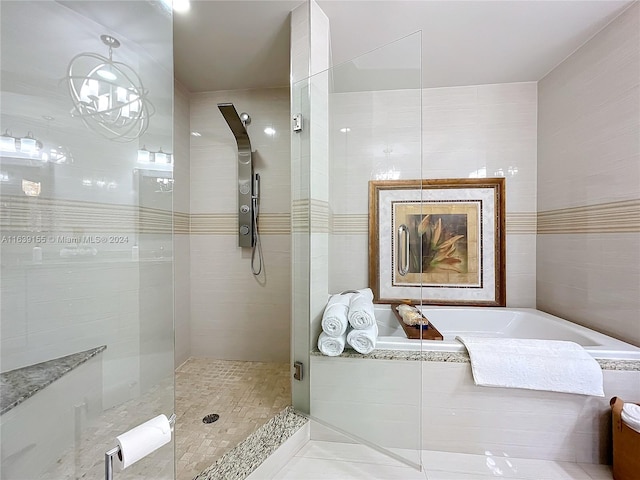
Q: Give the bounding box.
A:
[291,31,424,469]
[0,2,175,479]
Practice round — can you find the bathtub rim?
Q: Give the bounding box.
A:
[372,305,640,361]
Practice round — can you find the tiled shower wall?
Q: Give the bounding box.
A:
[328,82,538,307]
[189,88,291,362]
[537,3,640,346]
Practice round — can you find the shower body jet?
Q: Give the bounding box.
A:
[217,103,255,248]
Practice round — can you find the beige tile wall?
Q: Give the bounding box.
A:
[189,87,291,362]
[310,356,640,464]
[537,3,640,346]
[328,82,538,307]
[421,361,640,464]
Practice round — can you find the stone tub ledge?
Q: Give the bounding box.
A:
[310,348,640,371]
[0,346,106,415]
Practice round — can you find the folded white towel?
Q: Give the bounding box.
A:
[347,324,378,354]
[348,288,375,329]
[318,331,346,357]
[321,294,352,337]
[621,403,640,433]
[456,336,604,397]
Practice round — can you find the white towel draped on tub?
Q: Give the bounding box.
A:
[348,288,375,329]
[456,336,604,397]
[347,324,378,354]
[321,293,352,337]
[318,331,346,357]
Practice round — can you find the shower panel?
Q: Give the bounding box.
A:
[218,103,255,248]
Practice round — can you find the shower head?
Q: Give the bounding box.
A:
[217,103,251,155]
[218,103,247,137]
[218,102,254,249]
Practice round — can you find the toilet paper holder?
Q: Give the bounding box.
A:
[105,413,176,480]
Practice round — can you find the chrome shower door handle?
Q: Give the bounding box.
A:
[397,224,409,276]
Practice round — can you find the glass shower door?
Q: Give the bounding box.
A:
[0,2,175,479]
[291,32,423,468]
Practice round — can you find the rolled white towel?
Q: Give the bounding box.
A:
[321,294,352,337]
[347,324,378,354]
[621,402,640,433]
[348,288,375,329]
[318,331,346,357]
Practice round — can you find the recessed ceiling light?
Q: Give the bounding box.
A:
[191,131,201,137]
[173,0,190,13]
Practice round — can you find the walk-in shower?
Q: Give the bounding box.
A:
[217,103,263,275]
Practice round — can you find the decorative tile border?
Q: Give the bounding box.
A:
[2,195,543,236]
[0,196,289,236]
[1,196,140,233]
[538,199,640,234]
[292,199,309,233]
[332,214,369,234]
[506,212,537,235]
[190,213,290,235]
[174,211,190,234]
[0,195,174,234]
[310,199,330,233]
[292,199,330,233]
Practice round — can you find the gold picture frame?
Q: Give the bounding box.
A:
[368,178,506,306]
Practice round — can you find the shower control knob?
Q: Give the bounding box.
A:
[239,182,250,195]
[240,225,250,235]
[240,205,250,214]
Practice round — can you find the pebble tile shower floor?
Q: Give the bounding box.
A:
[175,358,291,480]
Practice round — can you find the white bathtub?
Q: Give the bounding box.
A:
[375,305,640,360]
[312,305,640,464]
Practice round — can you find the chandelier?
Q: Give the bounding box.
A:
[66,35,154,142]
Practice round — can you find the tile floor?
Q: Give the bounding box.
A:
[175,358,291,480]
[37,377,175,480]
[271,441,614,480]
[34,358,289,480]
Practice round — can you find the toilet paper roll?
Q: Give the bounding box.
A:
[115,414,172,470]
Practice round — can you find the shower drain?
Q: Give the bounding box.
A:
[202,413,220,424]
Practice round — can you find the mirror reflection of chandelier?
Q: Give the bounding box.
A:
[66,35,154,142]
[136,146,173,172]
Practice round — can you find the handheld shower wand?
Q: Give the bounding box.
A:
[251,173,263,276]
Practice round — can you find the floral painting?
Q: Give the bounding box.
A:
[411,213,468,274]
[392,201,480,287]
[368,178,505,306]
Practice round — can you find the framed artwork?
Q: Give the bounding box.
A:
[368,178,506,306]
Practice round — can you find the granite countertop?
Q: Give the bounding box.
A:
[310,348,640,371]
[0,346,106,415]
[195,406,308,480]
